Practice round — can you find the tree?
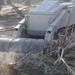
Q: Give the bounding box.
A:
[0,0,5,5]
[25,0,31,6]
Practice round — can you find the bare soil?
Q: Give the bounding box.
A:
[0,0,43,36]
[0,4,34,36]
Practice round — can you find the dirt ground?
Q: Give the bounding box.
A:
[0,0,42,36]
